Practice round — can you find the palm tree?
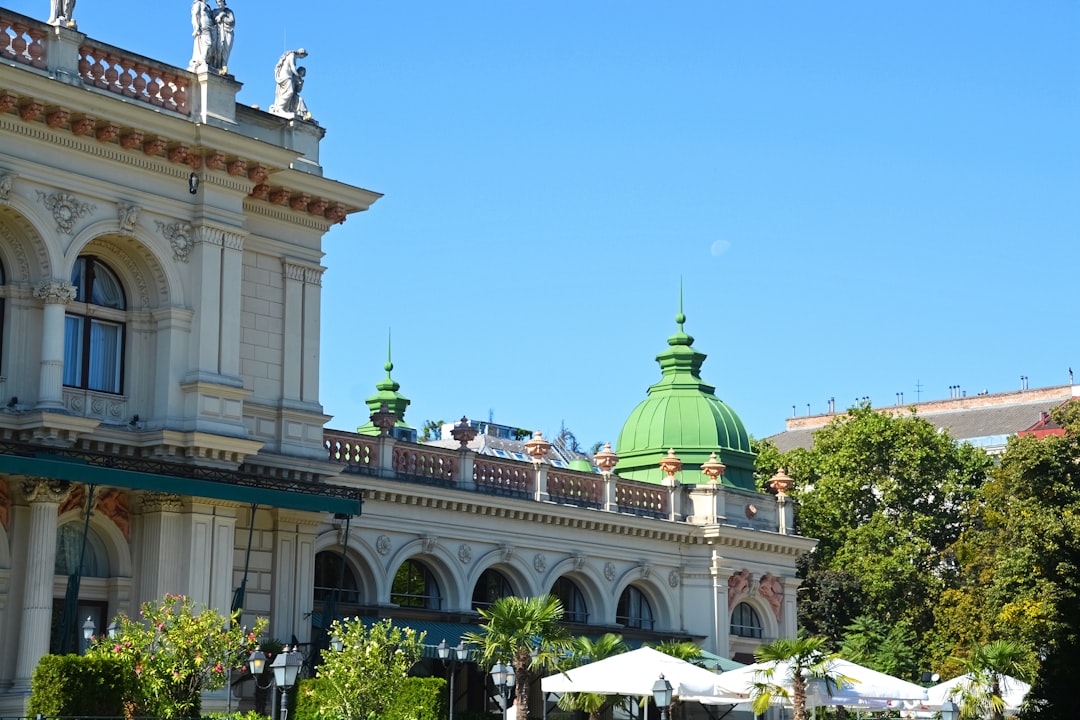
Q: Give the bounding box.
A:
[464,595,573,720]
[556,634,630,720]
[750,637,843,720]
[952,640,1035,720]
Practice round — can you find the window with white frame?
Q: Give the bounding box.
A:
[730,601,763,638]
[64,256,126,393]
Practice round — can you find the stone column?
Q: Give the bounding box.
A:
[710,556,734,657]
[270,512,318,644]
[33,282,76,411]
[14,478,69,685]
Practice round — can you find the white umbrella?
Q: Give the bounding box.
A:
[927,673,1030,715]
[540,646,741,701]
[713,657,928,708]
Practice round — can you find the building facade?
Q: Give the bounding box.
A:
[0,6,814,713]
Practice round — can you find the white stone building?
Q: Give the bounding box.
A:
[0,6,814,714]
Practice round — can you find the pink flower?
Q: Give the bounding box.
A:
[114,645,122,652]
[214,663,223,673]
[135,666,142,675]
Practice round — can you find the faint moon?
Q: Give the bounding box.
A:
[710,239,731,256]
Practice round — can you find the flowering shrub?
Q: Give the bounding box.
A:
[87,594,268,719]
[313,617,424,720]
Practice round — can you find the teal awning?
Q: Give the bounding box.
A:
[0,452,361,515]
[311,614,483,659]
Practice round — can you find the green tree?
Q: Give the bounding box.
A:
[750,637,844,720]
[839,614,918,680]
[647,640,702,664]
[766,405,991,662]
[88,594,266,719]
[555,634,630,720]
[315,617,424,720]
[464,595,573,720]
[949,641,1034,720]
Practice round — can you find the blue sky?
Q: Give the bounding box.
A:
[15,1,1079,447]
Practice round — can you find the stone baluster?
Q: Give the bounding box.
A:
[33,281,76,411]
[14,478,70,686]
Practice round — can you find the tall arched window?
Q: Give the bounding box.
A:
[730,602,762,638]
[472,568,513,610]
[616,585,653,630]
[314,551,360,606]
[391,559,441,610]
[551,576,589,624]
[54,522,109,578]
[64,256,126,393]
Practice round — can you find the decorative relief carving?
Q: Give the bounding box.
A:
[757,573,784,621]
[155,221,194,263]
[0,169,15,203]
[34,281,77,304]
[193,225,223,247]
[573,553,586,571]
[668,569,680,588]
[117,202,139,233]
[638,562,651,579]
[745,504,758,519]
[728,569,752,607]
[37,191,96,235]
[533,553,547,573]
[22,477,70,503]
[375,534,391,555]
[58,484,87,515]
[604,561,616,582]
[458,543,472,564]
[283,261,306,282]
[422,535,438,554]
[0,479,11,532]
[96,489,132,540]
[138,491,183,513]
[500,544,514,563]
[304,267,324,286]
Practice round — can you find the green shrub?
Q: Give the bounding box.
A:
[294,676,325,720]
[383,676,444,720]
[29,654,128,717]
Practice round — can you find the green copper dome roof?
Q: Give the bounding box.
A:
[614,302,756,490]
[357,332,413,436]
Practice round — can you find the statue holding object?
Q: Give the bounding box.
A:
[269,48,314,122]
[190,0,237,74]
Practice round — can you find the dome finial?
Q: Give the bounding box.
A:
[384,328,394,374]
[675,276,686,329]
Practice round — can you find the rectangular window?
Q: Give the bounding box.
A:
[63,315,83,387]
[88,319,122,393]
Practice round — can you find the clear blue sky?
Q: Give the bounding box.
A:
[15,1,1078,447]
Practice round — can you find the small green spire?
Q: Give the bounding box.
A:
[357,328,413,436]
[668,278,693,347]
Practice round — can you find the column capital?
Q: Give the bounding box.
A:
[33,281,77,304]
[21,477,70,503]
[138,491,184,513]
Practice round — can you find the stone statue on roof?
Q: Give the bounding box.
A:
[210,0,236,73]
[48,0,77,28]
[269,48,313,122]
[190,0,236,74]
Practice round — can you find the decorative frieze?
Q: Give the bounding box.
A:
[36,191,96,235]
[21,477,70,503]
[138,491,184,513]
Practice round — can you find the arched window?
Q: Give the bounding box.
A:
[472,568,513,610]
[54,523,109,578]
[616,585,653,630]
[551,576,588,624]
[314,551,360,606]
[730,602,762,638]
[64,256,126,393]
[391,559,441,610]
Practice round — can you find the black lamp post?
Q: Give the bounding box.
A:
[940,700,959,720]
[652,675,673,720]
[438,640,466,720]
[490,661,516,720]
[270,645,303,720]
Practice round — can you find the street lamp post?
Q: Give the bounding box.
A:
[438,640,466,720]
[490,661,516,720]
[652,675,673,720]
[269,645,303,720]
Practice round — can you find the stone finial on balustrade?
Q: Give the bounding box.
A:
[524,430,551,463]
[370,401,397,437]
[658,447,682,485]
[769,468,794,497]
[450,416,477,449]
[594,442,618,477]
[700,451,726,484]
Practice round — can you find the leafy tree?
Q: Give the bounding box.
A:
[838,614,918,680]
[647,640,702,664]
[464,595,573,720]
[315,617,424,720]
[556,634,630,720]
[750,637,844,720]
[794,561,864,648]
[88,594,266,719]
[764,405,991,663]
[422,419,445,441]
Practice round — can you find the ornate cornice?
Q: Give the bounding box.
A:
[137,491,184,513]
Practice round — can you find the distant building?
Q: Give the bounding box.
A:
[768,384,1079,455]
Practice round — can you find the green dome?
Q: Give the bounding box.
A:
[614,304,756,490]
